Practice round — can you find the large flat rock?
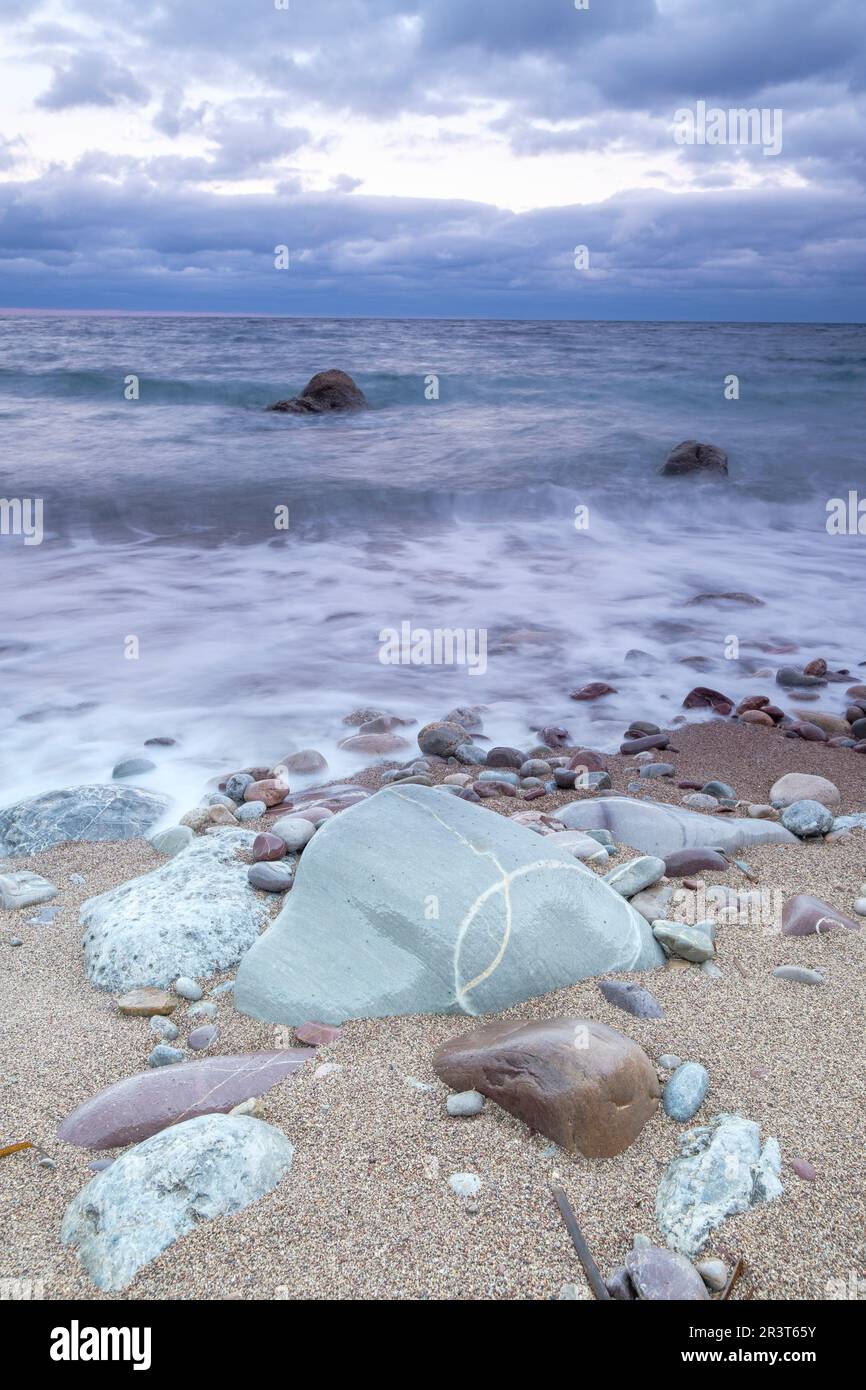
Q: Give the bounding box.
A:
[61,1114,294,1290]
[81,828,270,992]
[558,797,798,857]
[235,784,664,1026]
[0,784,168,857]
[58,1051,310,1149]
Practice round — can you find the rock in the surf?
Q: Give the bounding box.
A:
[267,369,367,414]
[0,784,169,857]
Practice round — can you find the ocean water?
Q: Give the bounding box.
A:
[1,314,864,814]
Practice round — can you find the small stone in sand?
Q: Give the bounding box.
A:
[773,966,824,985]
[446,1090,485,1117]
[173,977,202,1002]
[448,1172,481,1198]
[148,1044,185,1067]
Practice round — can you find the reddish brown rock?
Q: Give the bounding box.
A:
[736,695,771,713]
[57,1051,310,1149]
[433,1017,660,1158]
[621,734,670,754]
[485,746,525,769]
[568,749,607,773]
[253,832,287,862]
[740,709,774,726]
[116,988,177,1017]
[244,779,289,807]
[682,687,734,716]
[846,685,866,701]
[187,1024,219,1051]
[338,732,411,755]
[804,658,828,677]
[295,1021,342,1047]
[274,749,328,775]
[792,1157,817,1182]
[663,849,729,876]
[788,721,828,742]
[570,682,618,701]
[472,780,517,797]
[538,725,572,748]
[781,894,862,938]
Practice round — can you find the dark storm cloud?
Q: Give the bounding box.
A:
[1,0,864,316]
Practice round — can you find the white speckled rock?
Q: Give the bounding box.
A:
[656,1112,783,1257]
[81,829,269,992]
[0,784,169,857]
[558,797,797,857]
[60,1114,294,1290]
[235,784,664,1026]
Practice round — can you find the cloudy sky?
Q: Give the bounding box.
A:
[0,0,864,319]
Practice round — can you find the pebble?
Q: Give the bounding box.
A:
[701,961,722,979]
[147,1044,185,1068]
[236,801,266,822]
[225,772,254,801]
[663,1062,710,1122]
[639,763,675,778]
[405,1077,436,1092]
[117,987,176,1017]
[188,1000,217,1019]
[702,780,736,800]
[696,1259,729,1292]
[295,1021,342,1046]
[682,793,718,810]
[446,1090,486,1117]
[448,1172,482,1198]
[792,1158,817,1182]
[173,976,203,1001]
[780,800,834,838]
[269,816,316,851]
[148,1016,178,1040]
[247,862,294,892]
[9,937,23,946]
[252,832,287,862]
[747,804,779,819]
[188,1024,219,1051]
[854,899,866,917]
[599,979,665,1019]
[603,855,665,899]
[773,966,824,985]
[652,922,715,963]
[149,825,194,857]
[657,1054,682,1071]
[112,756,156,779]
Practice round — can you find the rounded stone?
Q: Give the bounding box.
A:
[174,977,202,1002]
[247,862,293,893]
[112,757,156,780]
[769,773,841,809]
[663,1062,710,1122]
[780,800,834,838]
[187,1024,219,1051]
[225,772,254,802]
[253,833,287,862]
[417,722,469,758]
[446,1090,486,1117]
[147,1044,185,1068]
[269,816,316,851]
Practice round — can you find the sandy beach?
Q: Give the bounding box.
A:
[2,717,865,1301]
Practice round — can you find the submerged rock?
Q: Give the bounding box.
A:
[434,1017,660,1157]
[60,1114,294,1290]
[0,784,168,857]
[81,828,270,992]
[235,784,663,1026]
[660,440,728,477]
[267,368,367,414]
[656,1112,783,1257]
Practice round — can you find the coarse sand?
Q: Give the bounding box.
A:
[1,720,865,1301]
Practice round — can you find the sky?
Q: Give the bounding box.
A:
[0,0,864,320]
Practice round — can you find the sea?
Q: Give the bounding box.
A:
[1,314,863,813]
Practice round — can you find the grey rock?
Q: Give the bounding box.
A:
[148,1016,178,1041]
[477,769,519,785]
[701,960,723,979]
[205,792,237,810]
[605,1267,636,1299]
[599,979,665,1019]
[188,1025,219,1051]
[454,743,488,766]
[174,977,202,1001]
[247,861,294,892]
[112,757,156,780]
[60,1113,294,1290]
[831,813,866,832]
[696,1258,729,1292]
[781,800,834,838]
[639,763,675,778]
[656,1112,783,1257]
[0,871,59,910]
[630,884,674,923]
[148,1044,185,1068]
[148,825,193,857]
[269,816,316,851]
[446,1090,486,1117]
[0,784,169,857]
[236,800,267,822]
[226,773,254,802]
[682,793,719,810]
[626,1244,710,1300]
[659,440,728,477]
[653,923,714,963]
[81,828,269,992]
[702,781,736,801]
[776,666,826,688]
[603,855,666,899]
[235,783,664,1027]
[658,1054,682,1071]
[663,1062,710,1122]
[188,1000,217,1019]
[558,797,797,857]
[773,965,824,985]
